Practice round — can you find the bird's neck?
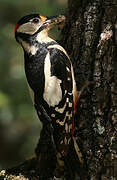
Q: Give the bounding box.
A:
[20,29,56,55]
[36,29,55,44]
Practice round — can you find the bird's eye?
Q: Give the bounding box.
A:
[32,18,39,23]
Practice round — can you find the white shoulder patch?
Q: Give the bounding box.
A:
[43,52,62,107]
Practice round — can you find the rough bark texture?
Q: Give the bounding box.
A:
[61,0,117,179]
[0,0,117,180]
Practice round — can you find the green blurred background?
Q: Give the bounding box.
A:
[0,0,67,170]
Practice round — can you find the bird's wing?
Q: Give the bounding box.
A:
[43,46,73,107]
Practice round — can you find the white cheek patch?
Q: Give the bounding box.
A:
[43,53,62,107]
[17,22,38,35]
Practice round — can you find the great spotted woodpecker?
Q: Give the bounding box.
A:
[14,14,80,179]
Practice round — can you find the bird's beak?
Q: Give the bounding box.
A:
[41,15,66,29]
[40,15,47,23]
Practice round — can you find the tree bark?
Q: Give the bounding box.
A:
[61,0,117,179]
[1,0,117,180]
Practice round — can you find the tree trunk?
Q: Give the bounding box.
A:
[61,0,117,179]
[1,0,117,180]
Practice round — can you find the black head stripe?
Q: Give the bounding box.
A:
[17,14,40,25]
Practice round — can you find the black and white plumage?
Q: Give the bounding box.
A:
[15,14,78,178]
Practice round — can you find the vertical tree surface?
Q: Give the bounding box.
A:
[61,0,117,179]
[1,0,117,180]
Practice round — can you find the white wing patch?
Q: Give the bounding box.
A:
[43,52,62,107]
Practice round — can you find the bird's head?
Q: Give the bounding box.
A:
[14,14,65,44]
